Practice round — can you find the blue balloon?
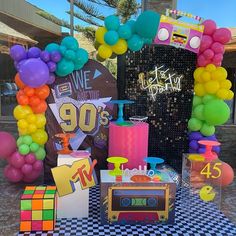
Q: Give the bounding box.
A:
[127,34,144,51]
[56,58,74,77]
[104,31,119,46]
[126,20,136,34]
[45,43,60,53]
[59,45,67,55]
[61,36,79,51]
[75,48,89,65]
[104,15,120,31]
[118,25,132,40]
[64,50,76,61]
[10,45,27,62]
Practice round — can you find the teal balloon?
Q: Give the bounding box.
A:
[193,104,204,120]
[202,94,216,104]
[200,123,215,136]
[104,15,120,31]
[135,10,161,39]
[128,34,144,51]
[188,118,203,131]
[74,62,84,70]
[65,49,76,61]
[75,48,89,65]
[203,99,230,125]
[61,36,79,50]
[143,37,153,45]
[59,45,67,55]
[45,43,60,53]
[104,31,119,45]
[118,25,132,39]
[126,20,136,34]
[56,58,75,77]
[193,95,202,107]
[35,147,46,160]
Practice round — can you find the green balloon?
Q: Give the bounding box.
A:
[19,144,30,155]
[193,104,205,120]
[202,94,216,104]
[192,96,202,107]
[30,142,40,152]
[188,118,203,131]
[22,135,33,145]
[200,123,215,136]
[204,100,230,125]
[17,136,23,147]
[35,147,46,160]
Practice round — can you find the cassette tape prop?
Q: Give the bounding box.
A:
[154,10,204,53]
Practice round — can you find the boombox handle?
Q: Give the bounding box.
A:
[166,9,204,24]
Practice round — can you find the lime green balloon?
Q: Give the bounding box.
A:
[17,136,23,147]
[193,104,205,120]
[193,96,202,107]
[188,118,203,131]
[22,135,33,145]
[30,142,40,152]
[202,94,216,104]
[35,147,46,160]
[204,100,230,125]
[200,123,215,136]
[19,144,30,155]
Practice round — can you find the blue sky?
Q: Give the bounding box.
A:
[27,0,236,31]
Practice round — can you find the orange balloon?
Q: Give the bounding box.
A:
[17,94,29,105]
[35,85,50,100]
[29,95,41,107]
[15,73,25,89]
[31,100,47,113]
[23,86,35,97]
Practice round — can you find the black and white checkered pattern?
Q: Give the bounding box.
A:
[18,186,236,236]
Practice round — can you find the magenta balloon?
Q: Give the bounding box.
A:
[197,54,209,67]
[50,51,61,63]
[213,28,232,44]
[25,153,36,164]
[10,45,27,62]
[23,170,41,183]
[19,58,50,88]
[47,73,56,85]
[27,47,41,58]
[9,151,25,168]
[202,20,217,36]
[21,164,33,175]
[33,160,43,171]
[40,51,50,62]
[0,132,17,159]
[203,49,214,60]
[211,42,224,54]
[5,166,23,183]
[213,53,223,63]
[199,35,213,52]
[47,61,57,72]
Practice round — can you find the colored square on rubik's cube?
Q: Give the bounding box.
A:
[20,186,57,232]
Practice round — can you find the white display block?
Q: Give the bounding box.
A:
[56,154,89,219]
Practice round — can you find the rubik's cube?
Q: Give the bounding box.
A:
[20,186,57,232]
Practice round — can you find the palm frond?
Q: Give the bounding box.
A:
[88,0,116,8]
[117,0,139,23]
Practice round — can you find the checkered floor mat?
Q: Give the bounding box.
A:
[18,186,236,236]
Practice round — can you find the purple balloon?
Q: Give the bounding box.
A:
[9,151,25,168]
[189,132,203,141]
[4,165,23,183]
[47,73,56,85]
[21,164,33,174]
[33,160,43,171]
[50,51,61,63]
[40,51,50,62]
[10,45,27,62]
[189,148,196,153]
[19,58,50,88]
[213,146,221,154]
[47,61,57,72]
[27,47,41,58]
[189,140,199,150]
[198,147,206,154]
[25,153,36,164]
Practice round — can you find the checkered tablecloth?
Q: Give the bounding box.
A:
[18,186,236,236]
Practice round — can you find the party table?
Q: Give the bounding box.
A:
[18,186,236,236]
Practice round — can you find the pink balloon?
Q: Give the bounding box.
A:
[9,151,25,168]
[33,160,43,171]
[21,164,33,174]
[202,20,217,35]
[0,132,17,159]
[213,28,232,44]
[214,61,222,67]
[197,54,209,67]
[213,53,223,63]
[203,49,214,60]
[23,170,41,183]
[211,42,224,54]
[5,165,23,183]
[199,35,213,52]
[25,153,36,164]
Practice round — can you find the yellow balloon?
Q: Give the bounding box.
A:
[194,83,206,96]
[211,67,227,81]
[28,124,37,134]
[227,90,234,100]
[216,89,229,100]
[193,67,204,82]
[17,119,28,129]
[220,80,232,90]
[95,27,107,44]
[205,64,216,72]
[13,105,32,120]
[204,80,220,94]
[35,114,47,128]
[26,114,37,124]
[111,39,128,55]
[18,127,28,135]
[98,44,112,59]
[32,129,48,145]
[201,71,211,82]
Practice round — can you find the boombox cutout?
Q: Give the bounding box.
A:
[154,15,204,54]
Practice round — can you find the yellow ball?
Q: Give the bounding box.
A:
[194,83,206,96]
[205,64,216,72]
[193,67,204,82]
[95,27,107,44]
[111,39,128,55]
[211,67,227,81]
[227,90,234,100]
[35,114,47,128]
[28,124,37,134]
[220,80,232,90]
[26,114,37,124]
[32,129,48,145]
[201,71,211,82]
[13,105,32,120]
[17,119,28,129]
[216,89,229,100]
[204,80,220,94]
[98,44,112,59]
